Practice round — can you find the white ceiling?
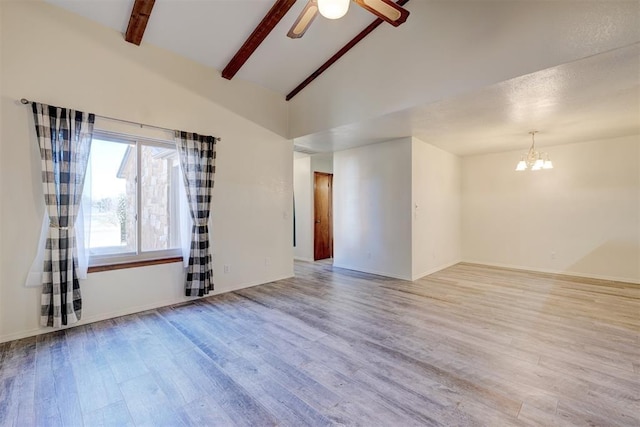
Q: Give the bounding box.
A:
[294,43,640,155]
[44,0,640,156]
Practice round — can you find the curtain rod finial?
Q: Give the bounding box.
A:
[20,98,30,104]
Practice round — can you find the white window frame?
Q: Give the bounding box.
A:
[88,129,183,267]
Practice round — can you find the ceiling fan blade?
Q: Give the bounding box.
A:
[354,0,409,27]
[287,0,319,39]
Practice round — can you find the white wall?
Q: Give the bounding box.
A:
[289,1,640,138]
[293,153,333,262]
[0,1,293,342]
[333,138,413,279]
[412,138,461,280]
[0,1,3,320]
[293,154,313,261]
[311,154,334,175]
[462,135,640,283]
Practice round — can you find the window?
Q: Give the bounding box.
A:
[86,132,182,266]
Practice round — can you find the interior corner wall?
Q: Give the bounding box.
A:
[462,135,640,283]
[411,138,461,280]
[0,0,293,343]
[333,138,413,280]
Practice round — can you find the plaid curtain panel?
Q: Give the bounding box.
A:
[175,131,217,296]
[32,103,95,327]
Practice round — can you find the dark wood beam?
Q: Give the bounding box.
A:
[222,0,298,80]
[286,0,409,101]
[125,0,156,46]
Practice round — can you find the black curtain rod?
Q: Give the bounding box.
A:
[20,98,221,142]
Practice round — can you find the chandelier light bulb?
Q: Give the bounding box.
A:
[532,157,545,171]
[317,0,350,19]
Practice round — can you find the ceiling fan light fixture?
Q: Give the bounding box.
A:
[288,0,409,42]
[318,0,350,19]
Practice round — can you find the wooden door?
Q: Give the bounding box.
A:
[314,172,333,260]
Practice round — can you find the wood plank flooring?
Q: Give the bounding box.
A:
[1,261,639,426]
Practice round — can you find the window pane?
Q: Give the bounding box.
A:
[88,139,136,255]
[140,144,181,252]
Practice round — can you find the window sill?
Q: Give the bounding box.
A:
[88,257,183,273]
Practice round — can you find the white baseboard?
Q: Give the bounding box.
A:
[412,259,462,281]
[293,256,315,263]
[216,273,294,293]
[0,297,195,344]
[461,259,639,284]
[0,273,294,344]
[332,260,463,282]
[332,263,413,281]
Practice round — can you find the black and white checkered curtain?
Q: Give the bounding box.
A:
[175,131,217,296]
[32,103,95,327]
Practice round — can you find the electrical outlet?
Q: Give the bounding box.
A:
[367,252,372,260]
[551,251,556,260]
[264,257,270,267]
[224,265,230,274]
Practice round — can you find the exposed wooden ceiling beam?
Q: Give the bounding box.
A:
[125,0,156,46]
[286,0,409,101]
[222,0,298,80]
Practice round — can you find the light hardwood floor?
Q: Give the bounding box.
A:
[1,261,639,426]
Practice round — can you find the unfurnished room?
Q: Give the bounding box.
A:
[0,0,639,426]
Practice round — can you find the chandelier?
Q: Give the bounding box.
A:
[515,131,553,171]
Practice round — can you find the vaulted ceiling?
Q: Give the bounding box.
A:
[44,0,640,155]
[45,0,383,95]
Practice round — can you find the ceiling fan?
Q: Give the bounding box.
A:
[287,0,410,39]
